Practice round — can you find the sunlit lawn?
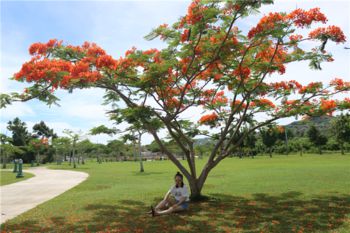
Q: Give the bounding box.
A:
[1,154,350,233]
[0,170,35,186]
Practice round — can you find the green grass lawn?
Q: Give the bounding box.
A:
[1,154,350,233]
[0,170,35,186]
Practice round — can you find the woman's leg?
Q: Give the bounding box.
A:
[155,196,175,211]
[154,199,167,211]
[155,205,185,215]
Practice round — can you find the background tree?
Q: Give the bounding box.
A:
[90,125,120,162]
[275,126,294,155]
[146,140,164,153]
[28,137,49,165]
[63,129,86,168]
[243,129,257,158]
[331,114,350,154]
[32,121,57,139]
[260,124,279,157]
[32,121,57,162]
[2,0,349,199]
[7,117,31,147]
[0,134,23,168]
[52,136,71,164]
[122,130,145,172]
[307,125,328,154]
[6,118,33,162]
[194,144,206,159]
[106,139,127,161]
[291,137,311,156]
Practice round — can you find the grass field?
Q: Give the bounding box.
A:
[0,170,35,186]
[1,154,350,233]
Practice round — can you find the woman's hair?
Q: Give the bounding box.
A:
[175,171,184,188]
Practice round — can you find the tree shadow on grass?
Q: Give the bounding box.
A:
[2,192,350,232]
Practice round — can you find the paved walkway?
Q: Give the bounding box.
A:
[0,167,88,224]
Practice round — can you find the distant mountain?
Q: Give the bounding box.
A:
[194,137,213,146]
[193,115,334,143]
[285,115,334,136]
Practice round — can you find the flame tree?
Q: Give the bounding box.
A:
[1,0,349,199]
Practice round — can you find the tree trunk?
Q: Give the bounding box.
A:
[319,147,322,155]
[72,142,76,168]
[186,161,216,201]
[2,154,6,169]
[187,178,203,201]
[269,148,272,158]
[138,133,144,172]
[36,153,40,166]
[341,143,344,155]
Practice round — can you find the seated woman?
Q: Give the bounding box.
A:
[150,172,190,216]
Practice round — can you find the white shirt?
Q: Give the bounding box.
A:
[169,184,190,202]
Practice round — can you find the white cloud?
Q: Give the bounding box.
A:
[0,102,35,119]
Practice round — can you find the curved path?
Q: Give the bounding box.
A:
[0,167,88,224]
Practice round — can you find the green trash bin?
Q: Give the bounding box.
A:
[13,159,18,173]
[16,159,24,178]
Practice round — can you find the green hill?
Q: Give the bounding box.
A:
[285,115,334,136]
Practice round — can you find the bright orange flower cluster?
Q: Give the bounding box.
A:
[15,40,123,89]
[330,78,350,91]
[200,90,227,106]
[309,26,346,43]
[184,0,206,25]
[31,137,49,148]
[298,82,323,94]
[284,100,298,105]
[255,46,287,74]
[165,97,183,110]
[270,80,302,91]
[231,100,247,111]
[211,91,228,105]
[232,66,250,80]
[15,58,72,83]
[142,48,159,55]
[251,98,276,109]
[249,8,328,39]
[223,2,241,15]
[85,42,106,57]
[125,46,137,57]
[29,39,61,55]
[289,34,303,42]
[320,99,337,112]
[287,8,327,28]
[40,137,49,144]
[248,12,285,39]
[276,125,285,133]
[197,61,222,81]
[199,112,218,124]
[180,29,190,42]
[96,55,117,70]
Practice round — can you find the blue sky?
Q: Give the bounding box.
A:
[1,0,349,144]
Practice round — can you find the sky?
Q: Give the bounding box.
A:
[1,0,349,145]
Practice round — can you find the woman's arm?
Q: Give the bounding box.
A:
[164,190,171,200]
[173,196,186,207]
